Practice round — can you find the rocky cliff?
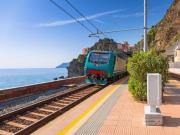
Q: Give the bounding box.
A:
[67,38,120,77]
[56,62,69,68]
[67,55,85,77]
[135,0,180,51]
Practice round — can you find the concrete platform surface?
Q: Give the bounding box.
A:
[95,77,180,135]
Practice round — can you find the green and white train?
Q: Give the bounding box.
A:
[84,50,127,85]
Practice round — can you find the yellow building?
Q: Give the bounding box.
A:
[166,40,180,68]
[166,40,180,62]
[175,46,180,62]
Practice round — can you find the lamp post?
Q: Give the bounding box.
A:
[144,0,148,52]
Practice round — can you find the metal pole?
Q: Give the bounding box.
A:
[144,0,148,51]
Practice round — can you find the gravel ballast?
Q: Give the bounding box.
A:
[0,85,74,115]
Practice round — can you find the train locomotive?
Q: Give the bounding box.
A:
[84,50,127,85]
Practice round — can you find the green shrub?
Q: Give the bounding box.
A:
[127,50,169,101]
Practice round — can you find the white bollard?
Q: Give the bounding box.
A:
[144,73,163,126]
[147,73,162,111]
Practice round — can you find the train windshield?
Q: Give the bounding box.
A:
[89,52,110,64]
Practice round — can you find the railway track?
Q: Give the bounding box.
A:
[0,84,103,135]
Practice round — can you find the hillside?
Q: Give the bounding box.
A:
[135,0,180,50]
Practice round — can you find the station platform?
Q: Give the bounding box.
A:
[95,78,180,135]
[32,76,180,135]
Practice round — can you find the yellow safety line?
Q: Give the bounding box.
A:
[57,79,126,135]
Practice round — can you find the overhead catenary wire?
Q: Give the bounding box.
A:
[64,0,106,37]
[49,0,100,39]
[89,27,146,37]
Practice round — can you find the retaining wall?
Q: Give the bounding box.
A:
[0,76,86,102]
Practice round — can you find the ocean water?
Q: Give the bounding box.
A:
[0,68,67,90]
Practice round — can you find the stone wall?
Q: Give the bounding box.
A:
[0,76,85,102]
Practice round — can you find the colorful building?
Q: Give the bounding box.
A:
[117,41,134,52]
[82,48,89,55]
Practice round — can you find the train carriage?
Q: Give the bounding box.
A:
[84,50,127,85]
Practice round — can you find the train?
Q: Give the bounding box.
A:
[84,50,127,85]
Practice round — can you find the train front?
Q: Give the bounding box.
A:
[84,51,114,85]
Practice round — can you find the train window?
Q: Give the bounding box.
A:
[89,52,110,64]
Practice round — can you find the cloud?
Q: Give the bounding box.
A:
[113,10,156,19]
[113,12,144,18]
[36,9,125,27]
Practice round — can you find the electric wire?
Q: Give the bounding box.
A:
[89,27,146,37]
[49,0,100,39]
[64,0,106,37]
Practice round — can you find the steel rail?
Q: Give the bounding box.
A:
[0,84,103,135]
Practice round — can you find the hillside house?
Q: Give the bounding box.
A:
[166,40,180,62]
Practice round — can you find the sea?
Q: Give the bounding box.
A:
[0,68,67,90]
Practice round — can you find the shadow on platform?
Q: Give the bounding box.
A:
[112,79,128,85]
[164,83,180,104]
[164,95,180,104]
[163,116,180,127]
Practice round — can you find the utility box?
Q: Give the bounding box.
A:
[144,73,163,126]
[147,73,162,107]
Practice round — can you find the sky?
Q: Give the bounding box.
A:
[0,0,173,68]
